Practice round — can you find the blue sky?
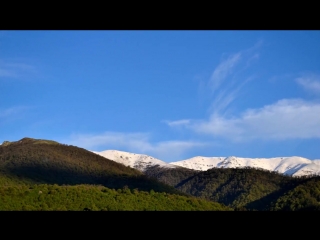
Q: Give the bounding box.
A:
[1,30,320,162]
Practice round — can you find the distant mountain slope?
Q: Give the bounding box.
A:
[173,167,320,210]
[143,165,200,187]
[92,149,320,177]
[269,176,320,211]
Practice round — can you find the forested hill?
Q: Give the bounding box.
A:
[0,137,182,194]
[144,165,320,211]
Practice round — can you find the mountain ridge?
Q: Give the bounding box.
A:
[91,149,179,172]
[2,137,320,210]
[92,149,320,177]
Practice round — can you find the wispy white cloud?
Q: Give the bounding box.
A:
[64,131,208,161]
[168,42,261,127]
[0,106,30,119]
[209,75,255,115]
[296,75,320,94]
[0,68,17,78]
[0,60,36,79]
[66,132,149,150]
[181,99,320,141]
[168,41,320,142]
[204,43,261,116]
[164,119,191,127]
[209,53,242,95]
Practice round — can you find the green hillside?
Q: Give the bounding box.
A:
[0,137,181,194]
[0,183,232,211]
[145,166,320,211]
[270,176,320,211]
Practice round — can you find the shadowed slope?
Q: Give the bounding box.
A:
[0,138,183,194]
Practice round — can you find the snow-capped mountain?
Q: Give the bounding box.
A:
[170,156,320,177]
[91,150,178,172]
[92,149,320,177]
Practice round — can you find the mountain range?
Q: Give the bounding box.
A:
[2,137,320,211]
[92,150,320,177]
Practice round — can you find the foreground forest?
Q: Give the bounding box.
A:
[0,183,231,211]
[1,137,320,211]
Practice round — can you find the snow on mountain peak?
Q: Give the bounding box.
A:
[91,149,178,172]
[171,155,318,176]
[91,149,320,177]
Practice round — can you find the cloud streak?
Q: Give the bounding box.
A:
[203,44,260,116]
[164,119,191,127]
[185,99,320,141]
[0,60,36,79]
[168,42,320,142]
[209,53,241,95]
[0,106,30,119]
[296,75,320,94]
[64,131,208,161]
